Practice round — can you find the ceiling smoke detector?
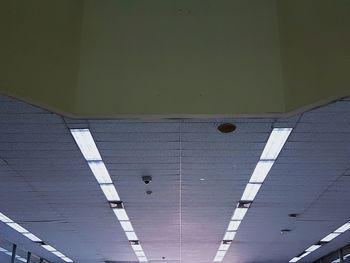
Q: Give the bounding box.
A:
[142,176,152,185]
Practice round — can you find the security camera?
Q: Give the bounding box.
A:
[142,176,152,184]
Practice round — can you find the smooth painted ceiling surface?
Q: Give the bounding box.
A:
[0,95,350,263]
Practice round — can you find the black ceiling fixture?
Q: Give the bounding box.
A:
[217,123,236,133]
[280,229,291,234]
[288,213,299,218]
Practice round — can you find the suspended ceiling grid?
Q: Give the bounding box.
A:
[0,95,349,263]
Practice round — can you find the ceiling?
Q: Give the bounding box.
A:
[0,95,350,263]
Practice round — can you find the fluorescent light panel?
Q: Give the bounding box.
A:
[321,232,340,242]
[113,208,129,221]
[132,244,143,251]
[321,233,340,242]
[241,183,261,201]
[214,255,224,262]
[125,231,138,241]
[23,233,42,242]
[62,257,74,262]
[135,251,145,257]
[120,221,134,232]
[223,231,236,241]
[42,245,57,252]
[0,213,13,223]
[227,220,241,231]
[100,184,120,201]
[249,161,274,183]
[218,243,231,251]
[7,222,28,233]
[306,245,321,252]
[334,222,350,233]
[216,250,227,257]
[232,208,248,221]
[70,129,101,161]
[88,161,113,184]
[138,256,148,262]
[260,128,292,160]
[299,251,311,258]
[289,257,300,262]
[53,251,65,258]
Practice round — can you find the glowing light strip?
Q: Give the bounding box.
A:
[213,128,292,262]
[70,129,148,262]
[0,246,27,262]
[289,221,350,262]
[0,212,73,262]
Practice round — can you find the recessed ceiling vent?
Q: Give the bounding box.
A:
[217,123,236,133]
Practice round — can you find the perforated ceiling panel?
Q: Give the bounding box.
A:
[0,95,350,263]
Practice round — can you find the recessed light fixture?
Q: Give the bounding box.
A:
[125,231,138,241]
[23,233,42,242]
[334,222,350,233]
[289,220,350,262]
[138,256,148,262]
[135,251,145,257]
[62,257,74,262]
[289,257,300,263]
[0,213,13,223]
[52,251,65,258]
[88,161,113,184]
[213,127,292,262]
[218,242,231,251]
[217,123,236,134]
[232,208,248,221]
[120,221,134,232]
[241,183,261,201]
[249,161,274,183]
[227,221,241,231]
[100,184,120,201]
[299,251,311,258]
[223,231,236,241]
[70,129,102,161]
[7,222,28,233]
[113,208,129,221]
[305,245,321,252]
[71,128,148,262]
[320,232,340,242]
[260,128,292,160]
[131,243,143,252]
[42,245,57,252]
